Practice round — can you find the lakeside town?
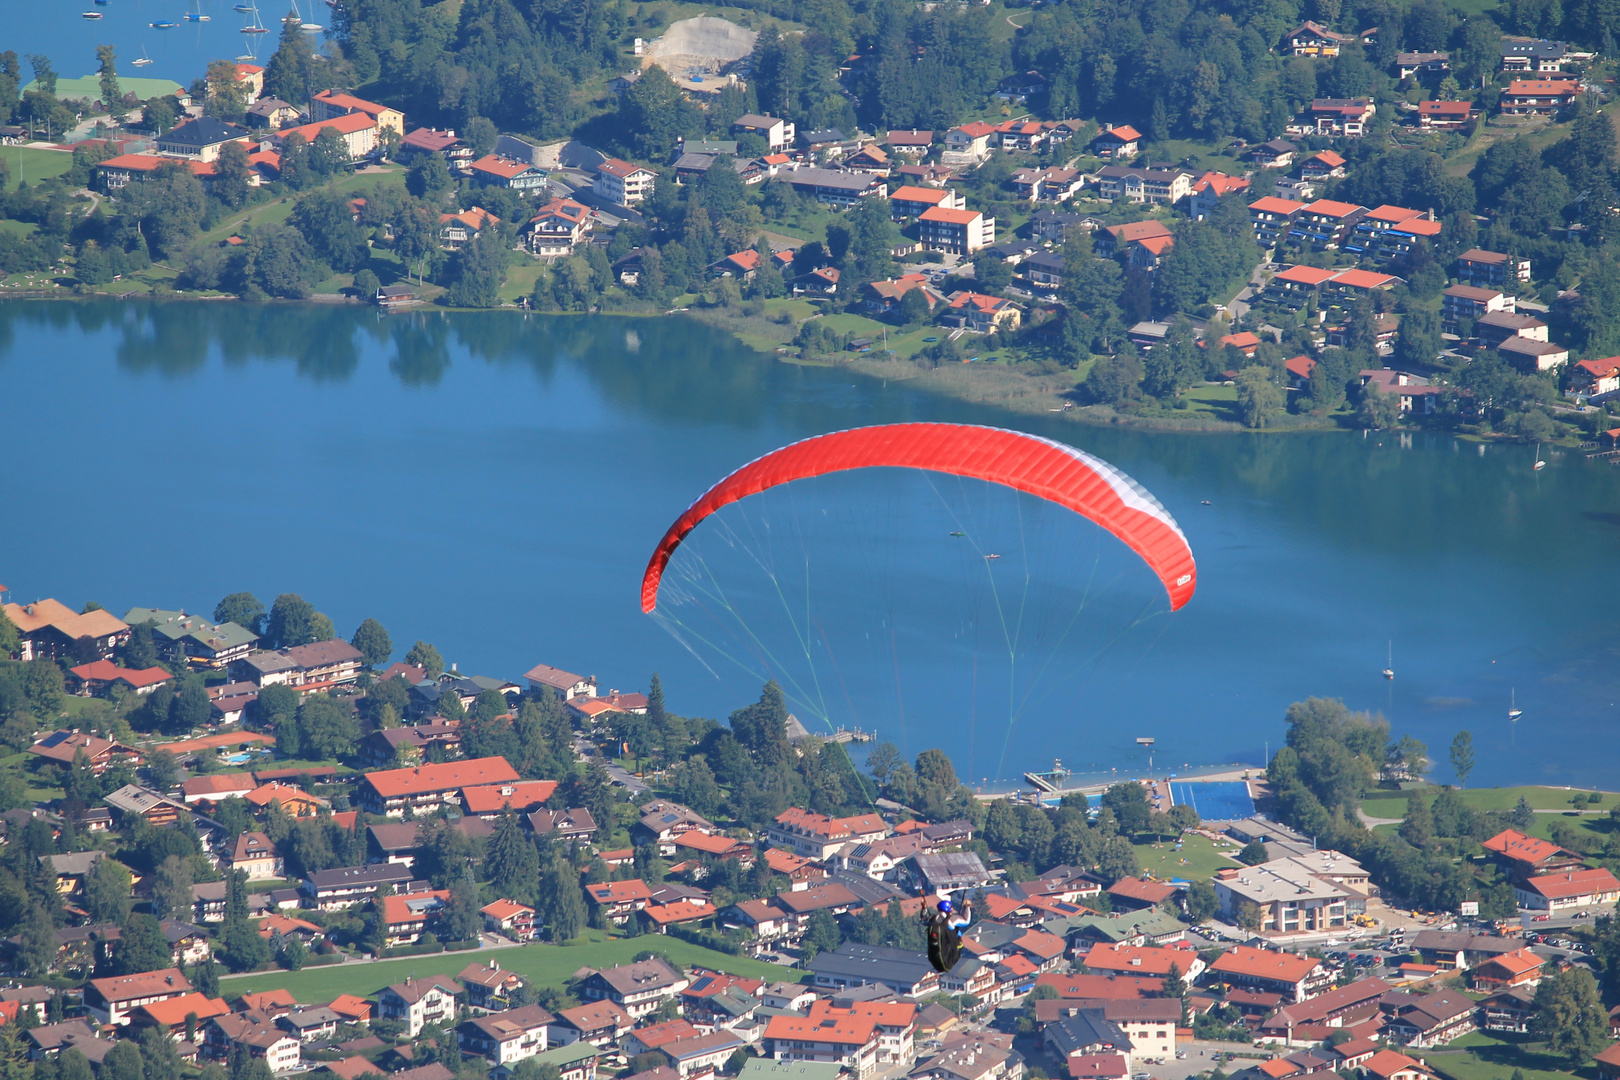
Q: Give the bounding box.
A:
[3,582,1620,1080]
[6,4,1620,436]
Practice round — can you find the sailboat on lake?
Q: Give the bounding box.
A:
[1382,641,1394,680]
[1509,688,1523,721]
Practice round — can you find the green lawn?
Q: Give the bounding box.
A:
[1132,832,1243,883]
[1182,383,1242,424]
[1430,1032,1585,1080]
[0,146,73,189]
[1360,785,1618,820]
[223,931,790,1001]
[200,167,407,245]
[501,257,547,302]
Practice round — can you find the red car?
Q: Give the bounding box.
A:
[1532,914,1552,922]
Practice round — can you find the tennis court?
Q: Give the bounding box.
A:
[1170,780,1255,821]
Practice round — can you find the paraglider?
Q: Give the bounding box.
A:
[922,894,973,973]
[640,423,1196,614]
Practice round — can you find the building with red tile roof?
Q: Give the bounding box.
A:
[469,155,548,191]
[1517,867,1620,909]
[359,757,520,816]
[461,780,558,818]
[67,659,173,696]
[1082,942,1204,980]
[1209,946,1324,1002]
[274,111,379,158]
[311,90,404,134]
[1360,1050,1436,1080]
[1482,829,1582,878]
[1105,877,1179,910]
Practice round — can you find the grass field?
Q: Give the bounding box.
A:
[223,930,791,1001]
[1430,1032,1580,1080]
[0,146,73,189]
[1181,383,1241,424]
[1132,832,1243,882]
[1360,785,1618,820]
[199,167,408,246]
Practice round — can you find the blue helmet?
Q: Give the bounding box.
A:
[938,899,953,914]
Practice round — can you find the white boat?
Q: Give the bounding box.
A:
[1382,640,1394,680]
[1533,441,1546,471]
[132,46,154,66]
[984,554,1000,561]
[82,10,104,17]
[289,0,322,30]
[1509,688,1522,721]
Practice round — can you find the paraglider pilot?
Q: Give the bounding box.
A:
[922,894,971,973]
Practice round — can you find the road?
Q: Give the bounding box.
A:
[218,932,523,981]
[1225,261,1273,323]
[572,735,649,794]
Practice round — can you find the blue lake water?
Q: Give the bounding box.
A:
[11,0,316,95]
[4,300,1620,791]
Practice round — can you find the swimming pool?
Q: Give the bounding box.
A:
[1170,780,1255,821]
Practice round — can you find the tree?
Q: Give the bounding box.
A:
[84,858,133,924]
[169,677,211,734]
[447,229,510,308]
[444,864,483,942]
[1530,967,1607,1064]
[406,154,454,203]
[1357,381,1400,429]
[846,197,898,282]
[537,855,587,941]
[114,913,172,975]
[1184,880,1219,923]
[97,45,126,124]
[28,54,57,96]
[1164,963,1190,1025]
[1510,797,1535,830]
[290,190,370,272]
[617,66,700,160]
[151,854,194,921]
[1098,836,1141,885]
[203,60,248,123]
[296,694,359,760]
[486,811,539,901]
[351,618,392,668]
[138,1023,181,1080]
[1394,307,1442,369]
[309,127,352,177]
[266,594,331,649]
[1237,841,1269,866]
[142,94,176,134]
[1399,793,1435,851]
[1449,731,1475,788]
[802,908,842,958]
[405,641,444,677]
[262,14,316,105]
[146,748,181,792]
[214,593,265,635]
[16,901,54,977]
[101,1040,144,1080]
[1236,366,1284,428]
[209,140,252,210]
[123,163,209,259]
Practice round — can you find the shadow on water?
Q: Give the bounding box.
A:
[10,300,1620,575]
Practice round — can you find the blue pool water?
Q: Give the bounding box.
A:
[1170,780,1255,821]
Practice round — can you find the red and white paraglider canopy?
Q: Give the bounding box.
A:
[640,423,1196,613]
